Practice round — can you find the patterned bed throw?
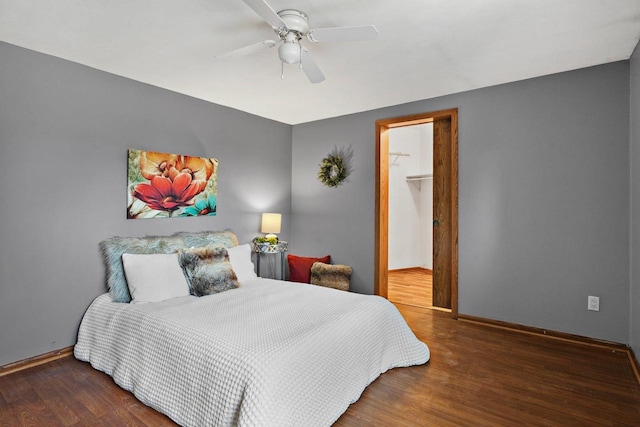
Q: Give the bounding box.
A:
[74,279,430,426]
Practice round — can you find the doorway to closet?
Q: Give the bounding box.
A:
[387,123,434,309]
[375,109,458,316]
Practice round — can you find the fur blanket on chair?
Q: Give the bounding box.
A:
[310,262,352,291]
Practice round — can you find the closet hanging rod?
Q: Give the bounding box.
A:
[389,151,411,166]
[406,174,433,182]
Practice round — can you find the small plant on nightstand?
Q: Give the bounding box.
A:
[253,236,279,245]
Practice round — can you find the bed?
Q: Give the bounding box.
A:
[74,231,430,426]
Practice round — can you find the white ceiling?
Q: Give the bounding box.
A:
[2,0,640,125]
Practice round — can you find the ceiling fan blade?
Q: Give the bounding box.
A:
[307,25,378,42]
[215,40,276,59]
[301,49,325,84]
[241,0,287,29]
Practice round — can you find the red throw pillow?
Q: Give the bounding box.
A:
[287,254,331,283]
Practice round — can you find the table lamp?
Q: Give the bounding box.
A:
[261,213,281,240]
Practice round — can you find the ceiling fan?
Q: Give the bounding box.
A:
[217,0,379,83]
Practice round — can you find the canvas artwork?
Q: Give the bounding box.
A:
[127,149,218,219]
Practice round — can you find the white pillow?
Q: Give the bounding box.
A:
[122,253,191,303]
[227,244,258,282]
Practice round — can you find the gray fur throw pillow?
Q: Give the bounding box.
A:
[178,245,239,296]
[310,262,352,291]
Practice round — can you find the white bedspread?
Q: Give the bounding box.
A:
[74,278,429,426]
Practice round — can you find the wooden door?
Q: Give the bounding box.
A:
[432,117,452,308]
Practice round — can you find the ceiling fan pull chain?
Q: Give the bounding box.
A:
[281,61,285,80]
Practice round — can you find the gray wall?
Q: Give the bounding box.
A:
[0,42,292,366]
[631,43,640,355]
[1,39,635,366]
[292,62,630,343]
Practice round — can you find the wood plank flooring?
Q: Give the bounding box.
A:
[388,268,433,309]
[2,304,640,426]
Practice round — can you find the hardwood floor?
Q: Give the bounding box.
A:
[2,304,640,426]
[388,268,434,309]
[0,355,175,426]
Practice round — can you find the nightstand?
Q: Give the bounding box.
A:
[253,241,288,280]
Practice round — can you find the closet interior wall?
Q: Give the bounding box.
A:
[388,123,434,270]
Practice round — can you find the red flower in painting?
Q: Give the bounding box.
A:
[133,173,201,211]
[138,151,215,192]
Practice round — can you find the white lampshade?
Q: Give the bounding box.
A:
[261,213,282,235]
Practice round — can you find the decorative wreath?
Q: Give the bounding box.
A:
[318,146,354,188]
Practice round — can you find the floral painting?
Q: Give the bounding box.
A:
[127,149,218,219]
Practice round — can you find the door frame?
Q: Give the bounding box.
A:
[375,108,459,317]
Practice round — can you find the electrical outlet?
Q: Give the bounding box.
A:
[588,296,600,312]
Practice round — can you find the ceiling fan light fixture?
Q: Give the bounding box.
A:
[278,40,300,64]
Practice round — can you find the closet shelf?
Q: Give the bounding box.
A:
[406,174,433,182]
